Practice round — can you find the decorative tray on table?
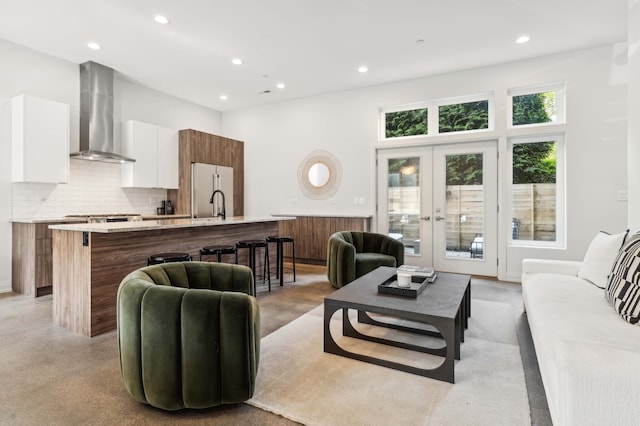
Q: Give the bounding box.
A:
[378,274,430,298]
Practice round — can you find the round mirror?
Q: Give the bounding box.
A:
[298,150,342,199]
[308,162,330,187]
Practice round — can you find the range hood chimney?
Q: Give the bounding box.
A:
[70,61,135,163]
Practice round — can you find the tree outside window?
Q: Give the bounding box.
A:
[439,100,488,133]
[385,108,427,138]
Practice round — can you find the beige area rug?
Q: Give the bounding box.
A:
[248,299,530,426]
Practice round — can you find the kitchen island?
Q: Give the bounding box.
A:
[50,216,293,336]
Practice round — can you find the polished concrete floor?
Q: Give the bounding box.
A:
[0,264,550,425]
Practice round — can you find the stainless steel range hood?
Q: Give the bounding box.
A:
[70,61,135,163]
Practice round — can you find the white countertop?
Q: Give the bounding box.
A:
[140,214,191,220]
[11,217,87,224]
[11,214,191,224]
[48,216,295,233]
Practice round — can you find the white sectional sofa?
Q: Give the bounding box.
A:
[522,258,640,426]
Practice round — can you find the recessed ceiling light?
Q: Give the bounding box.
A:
[153,15,170,25]
[219,95,228,101]
[358,66,368,73]
[231,58,243,65]
[516,35,530,44]
[87,42,101,50]
[276,83,286,89]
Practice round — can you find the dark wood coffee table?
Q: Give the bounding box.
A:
[323,266,471,383]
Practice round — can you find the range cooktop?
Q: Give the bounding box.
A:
[65,214,143,223]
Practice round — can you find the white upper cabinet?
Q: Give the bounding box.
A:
[157,126,179,189]
[10,95,69,183]
[121,120,179,189]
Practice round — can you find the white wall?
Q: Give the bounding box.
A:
[629,0,640,230]
[0,40,78,293]
[0,39,223,293]
[223,45,628,281]
[112,78,222,154]
[0,98,12,293]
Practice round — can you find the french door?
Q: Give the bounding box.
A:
[377,141,497,276]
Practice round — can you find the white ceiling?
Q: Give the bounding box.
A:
[0,0,629,112]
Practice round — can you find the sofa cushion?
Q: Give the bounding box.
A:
[605,232,640,324]
[523,268,640,425]
[577,230,628,288]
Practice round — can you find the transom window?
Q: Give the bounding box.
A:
[508,83,565,127]
[385,108,428,138]
[439,100,489,133]
[381,94,492,140]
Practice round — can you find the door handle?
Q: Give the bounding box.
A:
[420,216,431,221]
[435,216,445,221]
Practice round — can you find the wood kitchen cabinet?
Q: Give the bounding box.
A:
[8,94,69,183]
[167,129,245,216]
[278,215,371,264]
[121,120,179,189]
[12,221,70,297]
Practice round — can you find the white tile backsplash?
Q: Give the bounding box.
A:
[12,160,168,218]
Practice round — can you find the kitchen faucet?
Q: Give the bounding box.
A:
[209,189,226,220]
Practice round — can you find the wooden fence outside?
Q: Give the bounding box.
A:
[511,184,556,242]
[387,183,556,250]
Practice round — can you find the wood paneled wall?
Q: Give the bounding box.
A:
[278,216,371,265]
[167,129,244,217]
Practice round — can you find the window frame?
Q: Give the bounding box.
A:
[380,93,494,141]
[435,96,493,136]
[507,133,565,248]
[507,82,565,128]
[381,103,429,139]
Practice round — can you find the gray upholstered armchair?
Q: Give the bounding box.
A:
[327,231,404,288]
[117,261,260,411]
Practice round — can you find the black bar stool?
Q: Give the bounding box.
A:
[199,245,238,263]
[147,252,192,266]
[236,239,270,293]
[266,236,296,286]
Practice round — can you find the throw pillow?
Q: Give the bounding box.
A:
[605,232,640,325]
[577,230,629,288]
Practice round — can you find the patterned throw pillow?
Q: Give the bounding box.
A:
[605,232,640,324]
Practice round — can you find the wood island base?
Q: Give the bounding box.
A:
[52,219,281,337]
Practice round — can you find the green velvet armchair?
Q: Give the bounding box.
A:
[117,261,260,411]
[327,231,404,288]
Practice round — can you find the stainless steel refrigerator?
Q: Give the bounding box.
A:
[191,163,234,218]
